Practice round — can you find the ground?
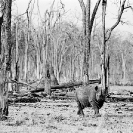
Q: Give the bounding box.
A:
[1,86,133,133]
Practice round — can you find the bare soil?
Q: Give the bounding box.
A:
[1,86,133,133]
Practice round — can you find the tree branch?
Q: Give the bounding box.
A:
[78,0,86,35]
[78,0,86,13]
[90,0,101,33]
[106,0,127,42]
[17,0,33,17]
[124,5,132,9]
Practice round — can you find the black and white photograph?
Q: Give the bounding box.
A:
[0,0,133,132]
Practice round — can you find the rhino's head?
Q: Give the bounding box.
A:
[95,86,106,108]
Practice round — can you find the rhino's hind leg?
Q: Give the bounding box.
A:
[77,101,84,116]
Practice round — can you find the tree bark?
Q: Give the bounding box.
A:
[0,0,4,54]
[85,0,91,83]
[106,54,110,92]
[0,0,12,120]
[14,22,20,92]
[101,0,107,93]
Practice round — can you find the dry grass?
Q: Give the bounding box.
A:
[0,86,133,133]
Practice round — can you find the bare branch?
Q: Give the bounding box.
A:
[124,5,132,9]
[50,0,55,11]
[78,0,86,13]
[17,0,33,17]
[90,0,101,33]
[36,0,42,23]
[60,0,65,12]
[78,0,86,35]
[106,0,127,42]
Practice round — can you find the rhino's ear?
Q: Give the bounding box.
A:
[95,86,98,91]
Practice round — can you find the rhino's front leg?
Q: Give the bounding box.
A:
[90,101,101,117]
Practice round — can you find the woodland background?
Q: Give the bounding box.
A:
[9,0,133,86]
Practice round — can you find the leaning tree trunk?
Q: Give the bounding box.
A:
[0,0,12,120]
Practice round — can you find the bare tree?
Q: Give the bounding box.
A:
[101,0,130,93]
[101,0,107,93]
[0,0,12,120]
[78,0,101,83]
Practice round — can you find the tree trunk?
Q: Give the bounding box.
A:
[36,44,40,79]
[85,0,91,83]
[0,0,12,120]
[44,64,51,96]
[121,52,126,85]
[103,0,128,90]
[101,0,107,93]
[50,66,59,86]
[78,0,101,84]
[24,32,28,81]
[14,22,19,92]
[0,15,2,54]
[14,60,20,92]
[106,54,110,93]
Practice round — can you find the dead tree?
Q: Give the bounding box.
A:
[44,64,51,96]
[0,0,12,120]
[101,0,129,94]
[78,0,101,83]
[44,64,59,96]
[50,66,59,86]
[101,0,107,93]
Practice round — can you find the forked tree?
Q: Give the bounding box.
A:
[78,0,101,83]
[101,0,130,93]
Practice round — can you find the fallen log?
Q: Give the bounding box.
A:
[51,95,75,100]
[11,79,36,89]
[30,79,100,93]
[10,79,100,93]
[8,79,100,102]
[9,79,100,99]
[30,81,83,93]
[107,95,133,102]
[8,96,41,103]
